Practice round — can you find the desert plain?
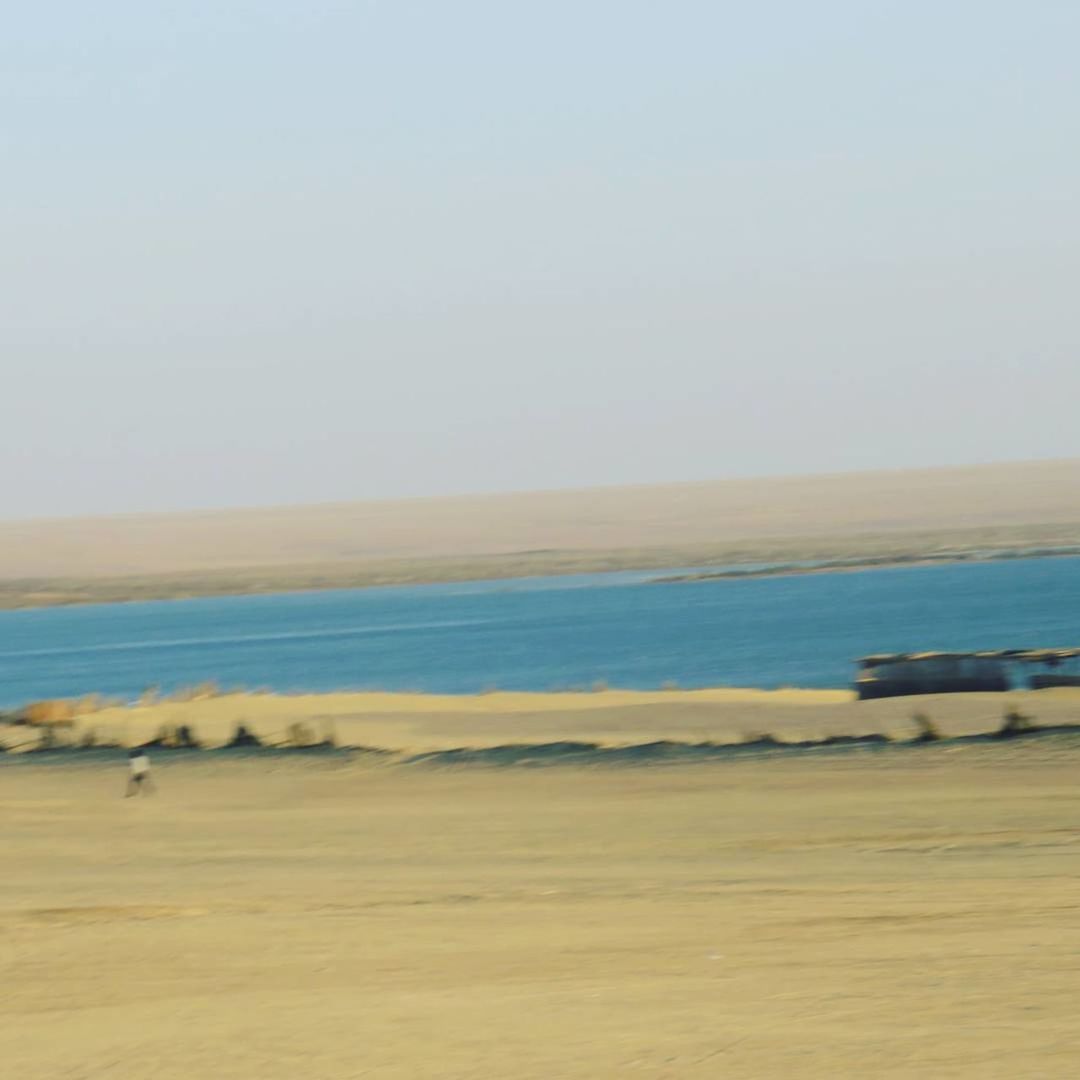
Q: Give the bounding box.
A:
[6,688,1080,1079]
[4,458,1080,608]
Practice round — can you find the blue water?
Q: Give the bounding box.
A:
[2,558,1080,707]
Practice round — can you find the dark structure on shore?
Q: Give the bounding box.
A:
[855,649,1080,700]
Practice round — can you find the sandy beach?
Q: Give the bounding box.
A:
[7,690,1080,1078]
[6,743,1080,1079]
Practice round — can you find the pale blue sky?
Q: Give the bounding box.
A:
[3,1,1078,517]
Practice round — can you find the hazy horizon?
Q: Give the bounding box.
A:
[2,453,1078,526]
[5,2,1079,519]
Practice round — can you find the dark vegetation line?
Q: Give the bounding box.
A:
[1,708,1072,764]
[655,545,1080,583]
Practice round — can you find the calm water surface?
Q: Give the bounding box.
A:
[1,558,1079,706]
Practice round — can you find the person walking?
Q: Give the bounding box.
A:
[125,747,155,797]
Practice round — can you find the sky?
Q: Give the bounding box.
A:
[3,1,1078,518]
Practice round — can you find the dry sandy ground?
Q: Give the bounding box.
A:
[3,458,1080,579]
[56,686,1080,753]
[6,733,1080,1079]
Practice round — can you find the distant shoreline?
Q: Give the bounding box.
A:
[654,546,1080,584]
[4,459,1080,610]
[2,531,1080,612]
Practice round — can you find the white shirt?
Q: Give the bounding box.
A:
[129,754,150,777]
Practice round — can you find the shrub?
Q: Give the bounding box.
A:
[19,700,77,727]
[169,681,222,703]
[741,731,780,746]
[286,722,317,747]
[911,711,941,743]
[175,724,200,748]
[226,723,261,748]
[997,709,1035,738]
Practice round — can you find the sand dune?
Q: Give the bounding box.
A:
[3,458,1080,580]
[6,737,1080,1078]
